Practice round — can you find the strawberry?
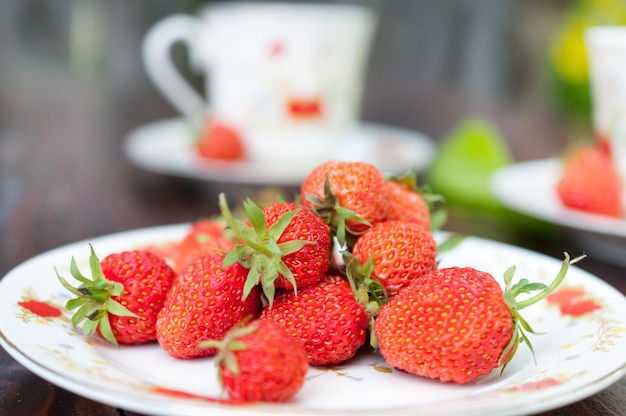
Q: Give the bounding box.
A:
[556,146,623,218]
[156,252,261,359]
[57,245,176,345]
[200,319,308,403]
[384,173,446,231]
[352,220,438,296]
[300,160,389,246]
[148,218,237,274]
[259,274,370,366]
[385,179,431,230]
[219,194,331,306]
[374,253,584,384]
[196,120,245,161]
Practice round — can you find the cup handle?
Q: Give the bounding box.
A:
[142,14,206,124]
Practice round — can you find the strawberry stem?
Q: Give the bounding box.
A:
[511,252,586,310]
[498,252,586,371]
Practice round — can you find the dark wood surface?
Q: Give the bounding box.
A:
[1,8,625,414]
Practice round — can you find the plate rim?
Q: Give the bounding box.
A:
[490,158,626,238]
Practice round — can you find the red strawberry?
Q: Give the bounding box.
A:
[156,252,261,359]
[374,253,584,384]
[385,180,431,230]
[300,160,389,246]
[196,120,245,161]
[352,220,438,296]
[556,146,623,217]
[148,218,237,274]
[384,173,445,230]
[57,245,176,345]
[260,274,370,366]
[219,194,331,306]
[200,319,309,403]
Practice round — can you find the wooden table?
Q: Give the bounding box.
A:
[1,62,625,416]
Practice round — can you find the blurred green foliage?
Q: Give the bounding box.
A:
[426,118,556,242]
[548,0,626,126]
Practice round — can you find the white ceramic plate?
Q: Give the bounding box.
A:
[491,158,626,266]
[491,158,626,237]
[1,224,626,416]
[122,118,436,186]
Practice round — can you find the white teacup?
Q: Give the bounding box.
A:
[143,2,376,164]
[585,26,626,183]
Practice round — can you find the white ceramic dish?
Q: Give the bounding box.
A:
[491,158,626,266]
[122,118,436,186]
[490,158,626,237]
[1,223,625,416]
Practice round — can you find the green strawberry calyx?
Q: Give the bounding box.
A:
[304,175,370,248]
[499,252,586,372]
[218,193,314,307]
[56,244,138,346]
[199,319,259,387]
[342,251,388,349]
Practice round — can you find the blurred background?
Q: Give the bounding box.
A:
[4,0,621,130]
[2,0,626,264]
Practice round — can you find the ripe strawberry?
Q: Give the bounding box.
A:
[385,179,431,230]
[556,146,623,217]
[148,218,237,274]
[352,220,438,296]
[196,120,245,161]
[374,253,584,384]
[57,245,176,345]
[260,274,370,366]
[300,160,389,246]
[219,194,331,306]
[156,252,261,359]
[200,319,308,403]
[384,173,446,231]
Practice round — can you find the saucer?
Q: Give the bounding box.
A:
[491,158,626,265]
[123,118,436,186]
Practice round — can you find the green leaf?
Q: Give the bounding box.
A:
[436,234,466,253]
[277,239,315,256]
[503,265,516,286]
[267,208,300,240]
[243,198,269,238]
[57,271,87,298]
[97,314,118,346]
[242,264,262,301]
[82,318,99,339]
[69,257,91,284]
[276,261,297,295]
[88,244,107,283]
[498,252,586,372]
[65,297,89,311]
[426,118,513,211]
[106,298,138,318]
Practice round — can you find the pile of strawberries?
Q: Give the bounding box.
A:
[58,160,580,403]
